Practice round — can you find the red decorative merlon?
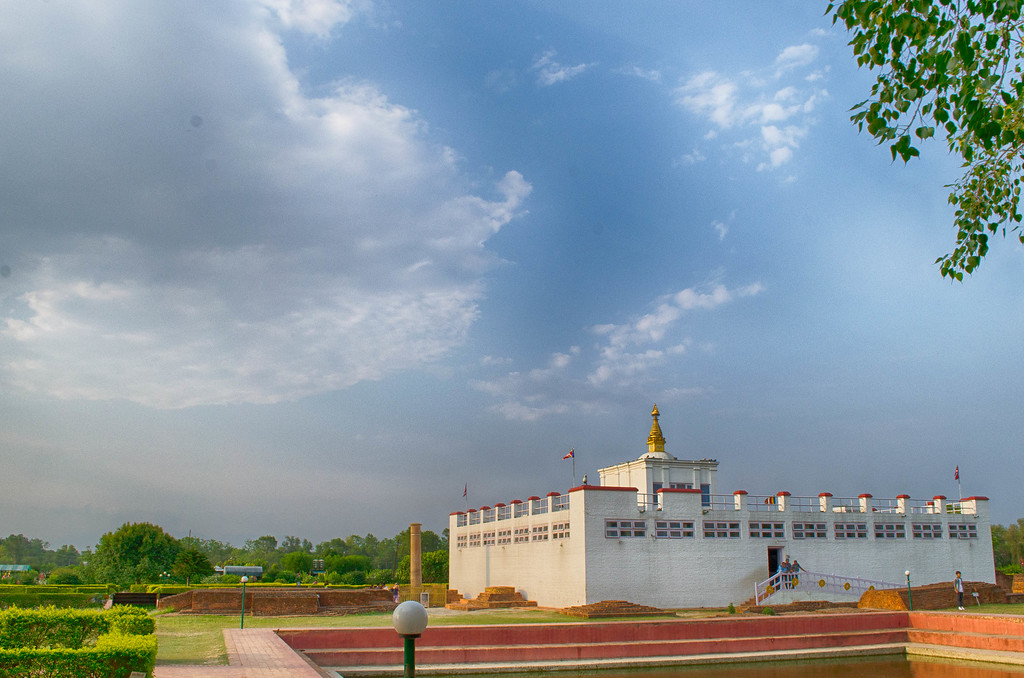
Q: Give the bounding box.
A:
[527,496,541,501]
[480,506,491,511]
[510,499,523,504]
[449,511,465,516]
[933,495,947,500]
[818,492,833,498]
[734,490,748,495]
[777,491,792,497]
[897,494,911,499]
[467,508,477,513]
[859,493,873,499]
[547,492,561,497]
[569,485,639,493]
[964,496,989,501]
[494,503,506,508]
[657,487,702,494]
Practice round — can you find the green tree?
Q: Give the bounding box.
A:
[422,549,449,584]
[280,551,314,575]
[828,0,1024,279]
[173,548,214,586]
[92,522,181,586]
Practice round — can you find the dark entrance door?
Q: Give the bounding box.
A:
[767,547,782,577]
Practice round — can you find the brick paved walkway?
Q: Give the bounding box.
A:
[154,628,325,677]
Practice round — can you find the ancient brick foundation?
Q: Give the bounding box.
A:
[156,587,395,615]
[858,580,1006,611]
[445,585,537,610]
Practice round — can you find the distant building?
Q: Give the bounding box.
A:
[215,565,263,580]
[449,406,994,608]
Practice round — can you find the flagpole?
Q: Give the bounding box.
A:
[572,454,576,488]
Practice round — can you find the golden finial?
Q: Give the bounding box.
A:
[647,404,665,454]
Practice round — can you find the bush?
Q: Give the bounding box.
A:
[48,569,82,586]
[727,603,736,614]
[0,605,153,649]
[761,607,775,616]
[0,632,157,677]
[0,593,100,610]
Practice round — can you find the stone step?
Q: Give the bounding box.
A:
[307,628,908,667]
[907,628,1024,654]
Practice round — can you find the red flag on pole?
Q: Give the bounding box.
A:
[562,448,574,460]
[954,465,959,481]
[463,483,467,498]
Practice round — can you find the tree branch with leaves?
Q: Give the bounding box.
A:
[828,0,1024,279]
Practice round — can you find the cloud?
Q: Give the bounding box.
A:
[673,42,827,172]
[618,65,662,83]
[532,50,596,86]
[0,1,530,408]
[472,283,762,420]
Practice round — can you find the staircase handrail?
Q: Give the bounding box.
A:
[754,569,902,604]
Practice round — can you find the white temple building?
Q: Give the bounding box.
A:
[448,406,995,608]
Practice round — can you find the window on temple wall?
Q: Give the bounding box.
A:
[513,527,530,543]
[605,519,647,538]
[514,503,529,518]
[497,505,512,520]
[792,522,827,539]
[531,498,548,515]
[469,512,481,525]
[552,522,570,539]
[497,529,512,545]
[949,523,978,539]
[483,531,496,546]
[552,494,569,512]
[456,535,467,548]
[702,521,740,538]
[483,508,496,523]
[468,533,481,547]
[655,520,694,538]
[874,523,906,539]
[531,525,549,541]
[456,514,468,527]
[912,523,943,539]
[835,523,867,539]
[749,522,785,538]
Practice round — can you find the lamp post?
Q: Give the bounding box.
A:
[239,576,249,629]
[392,600,428,677]
[905,570,913,611]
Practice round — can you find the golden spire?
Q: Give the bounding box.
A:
[647,404,666,454]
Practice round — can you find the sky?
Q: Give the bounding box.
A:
[1,1,1022,553]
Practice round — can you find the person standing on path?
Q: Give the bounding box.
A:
[954,571,965,610]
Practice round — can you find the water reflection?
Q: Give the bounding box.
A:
[487,657,1024,678]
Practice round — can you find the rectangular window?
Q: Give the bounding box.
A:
[468,533,481,547]
[670,482,693,489]
[749,522,786,538]
[655,520,695,538]
[605,519,647,538]
[531,498,548,515]
[456,514,468,527]
[513,503,528,518]
[497,505,511,521]
[875,523,906,539]
[513,527,530,543]
[835,523,867,539]
[792,522,827,539]
[497,529,512,545]
[456,535,467,548]
[949,523,978,539]
[469,512,481,525]
[552,494,569,512]
[552,522,570,539]
[531,525,549,541]
[703,521,740,538]
[482,531,496,546]
[912,523,943,539]
[482,508,496,523]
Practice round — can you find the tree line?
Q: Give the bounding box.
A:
[0,524,449,588]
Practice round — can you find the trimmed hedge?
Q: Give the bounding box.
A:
[0,605,152,648]
[0,592,103,609]
[0,632,156,677]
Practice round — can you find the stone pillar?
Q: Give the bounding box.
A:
[410,523,422,603]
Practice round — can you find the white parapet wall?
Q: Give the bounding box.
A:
[450,487,994,609]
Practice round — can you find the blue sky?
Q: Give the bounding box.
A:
[1,1,1021,551]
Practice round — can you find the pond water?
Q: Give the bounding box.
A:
[480,656,1024,678]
